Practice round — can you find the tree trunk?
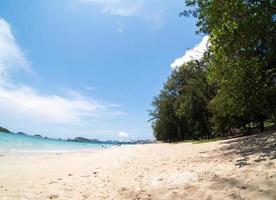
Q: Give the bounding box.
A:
[177,126,181,140]
[260,121,264,133]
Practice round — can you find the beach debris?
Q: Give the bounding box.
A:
[240,186,247,190]
[68,173,73,176]
[49,181,58,184]
[82,194,90,199]
[93,171,98,175]
[48,194,59,199]
[0,154,4,157]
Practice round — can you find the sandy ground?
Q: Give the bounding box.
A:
[0,132,275,200]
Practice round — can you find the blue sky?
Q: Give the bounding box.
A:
[0,0,207,140]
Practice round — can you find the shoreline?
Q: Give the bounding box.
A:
[0,132,275,200]
[0,144,131,156]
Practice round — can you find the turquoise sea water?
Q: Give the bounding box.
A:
[0,132,113,152]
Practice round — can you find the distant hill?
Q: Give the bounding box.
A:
[67,137,102,143]
[0,126,153,145]
[0,126,10,133]
[17,132,27,135]
[34,134,43,137]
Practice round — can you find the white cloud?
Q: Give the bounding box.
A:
[143,9,164,31]
[0,18,121,126]
[116,21,125,33]
[78,0,164,31]
[171,36,209,69]
[117,28,123,33]
[0,19,31,83]
[85,86,94,91]
[0,85,115,125]
[118,131,129,138]
[80,0,143,17]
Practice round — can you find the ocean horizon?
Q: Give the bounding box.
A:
[0,132,114,152]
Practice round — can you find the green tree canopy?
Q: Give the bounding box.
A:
[150,0,276,141]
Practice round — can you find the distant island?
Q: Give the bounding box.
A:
[0,126,10,133]
[17,132,27,135]
[34,134,43,138]
[67,137,102,143]
[0,125,153,145]
[67,137,153,145]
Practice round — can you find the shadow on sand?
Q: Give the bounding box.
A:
[220,130,276,167]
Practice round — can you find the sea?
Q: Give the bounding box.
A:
[0,132,114,152]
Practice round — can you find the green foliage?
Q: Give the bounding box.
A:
[150,0,276,141]
[193,0,276,131]
[149,60,215,141]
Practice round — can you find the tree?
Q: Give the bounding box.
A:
[150,90,179,141]
[184,0,276,132]
[150,0,276,141]
[150,60,215,141]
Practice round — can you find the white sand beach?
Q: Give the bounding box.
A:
[0,132,275,200]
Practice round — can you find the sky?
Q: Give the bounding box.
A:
[0,0,207,140]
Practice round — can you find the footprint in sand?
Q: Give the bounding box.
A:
[48,194,59,199]
[82,194,90,199]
